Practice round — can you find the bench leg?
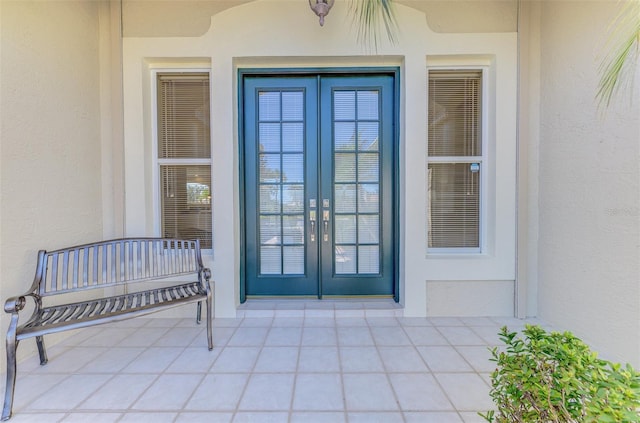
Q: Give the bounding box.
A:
[36,336,48,365]
[206,295,213,351]
[196,301,202,325]
[3,316,19,421]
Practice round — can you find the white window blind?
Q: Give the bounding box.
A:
[157,73,212,249]
[158,74,211,159]
[427,70,482,250]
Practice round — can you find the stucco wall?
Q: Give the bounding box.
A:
[536,0,640,366]
[0,1,108,363]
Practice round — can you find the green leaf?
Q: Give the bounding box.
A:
[349,0,399,50]
[597,0,640,108]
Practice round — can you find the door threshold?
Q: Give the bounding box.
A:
[237,297,402,318]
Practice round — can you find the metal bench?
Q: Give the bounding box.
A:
[2,237,213,421]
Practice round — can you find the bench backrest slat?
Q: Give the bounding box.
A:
[38,238,202,296]
[72,249,79,290]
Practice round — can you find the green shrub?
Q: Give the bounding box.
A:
[480,325,640,423]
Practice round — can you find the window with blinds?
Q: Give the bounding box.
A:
[427,70,483,251]
[157,73,212,249]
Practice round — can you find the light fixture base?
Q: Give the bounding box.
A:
[309,0,335,26]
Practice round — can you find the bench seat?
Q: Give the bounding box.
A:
[19,281,206,339]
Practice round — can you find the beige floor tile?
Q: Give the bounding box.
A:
[298,346,340,373]
[417,346,473,372]
[132,374,203,411]
[377,346,429,373]
[232,412,289,423]
[175,412,233,422]
[348,412,404,422]
[238,374,295,411]
[293,373,344,411]
[389,373,454,411]
[78,374,156,409]
[435,373,494,412]
[209,347,260,373]
[27,374,111,410]
[118,412,177,422]
[185,373,248,411]
[404,411,463,422]
[254,346,298,373]
[342,374,398,411]
[340,346,384,373]
[301,327,337,346]
[121,347,184,373]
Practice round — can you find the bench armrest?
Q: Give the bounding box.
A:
[4,293,41,317]
[4,296,26,314]
[202,267,211,282]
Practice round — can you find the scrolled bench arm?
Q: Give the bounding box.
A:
[202,268,212,282]
[4,297,26,314]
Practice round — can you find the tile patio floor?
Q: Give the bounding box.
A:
[6,300,546,422]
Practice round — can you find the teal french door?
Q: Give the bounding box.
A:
[243,73,395,297]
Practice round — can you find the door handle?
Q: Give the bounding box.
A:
[310,210,317,242]
[309,199,317,242]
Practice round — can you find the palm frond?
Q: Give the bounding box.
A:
[597,0,640,108]
[350,0,399,50]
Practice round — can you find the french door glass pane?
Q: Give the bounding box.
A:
[357,91,379,120]
[335,215,356,243]
[358,122,379,150]
[282,92,303,120]
[358,215,379,243]
[282,185,304,213]
[258,89,306,275]
[334,91,356,120]
[357,153,379,182]
[335,153,356,182]
[261,246,281,274]
[260,154,280,182]
[335,122,356,150]
[283,246,304,274]
[282,123,304,151]
[358,246,379,273]
[259,185,280,213]
[260,215,280,244]
[283,215,304,244]
[259,92,280,121]
[358,184,379,213]
[282,154,304,182]
[259,123,281,152]
[335,246,356,274]
[333,89,381,275]
[335,184,356,213]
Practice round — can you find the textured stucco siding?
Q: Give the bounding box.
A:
[536,0,640,366]
[1,0,106,365]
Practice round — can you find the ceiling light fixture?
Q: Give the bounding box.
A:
[309,0,335,26]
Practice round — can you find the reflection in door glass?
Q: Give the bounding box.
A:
[333,90,381,274]
[257,90,306,275]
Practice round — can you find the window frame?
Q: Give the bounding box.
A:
[151,68,213,249]
[426,66,489,254]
